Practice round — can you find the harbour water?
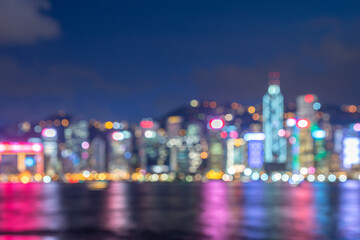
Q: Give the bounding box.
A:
[0,181,359,240]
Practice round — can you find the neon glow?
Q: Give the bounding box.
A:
[353,123,360,132]
[25,157,36,167]
[209,119,225,129]
[312,129,326,139]
[304,94,314,103]
[247,140,264,168]
[296,118,310,129]
[140,120,154,128]
[0,142,43,153]
[343,137,360,169]
[41,128,57,138]
[286,118,296,127]
[112,132,124,141]
[244,133,265,141]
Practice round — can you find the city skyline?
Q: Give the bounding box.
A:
[1,0,360,124]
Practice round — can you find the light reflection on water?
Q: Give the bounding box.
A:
[0,181,358,239]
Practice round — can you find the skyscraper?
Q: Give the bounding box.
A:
[263,72,287,171]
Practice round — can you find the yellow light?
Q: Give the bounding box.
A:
[200,152,208,159]
[234,138,242,147]
[34,173,42,182]
[98,173,106,180]
[248,106,255,114]
[190,99,199,107]
[21,176,30,184]
[168,116,181,124]
[105,121,113,129]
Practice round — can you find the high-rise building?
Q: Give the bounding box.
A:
[262,72,287,171]
[295,94,318,171]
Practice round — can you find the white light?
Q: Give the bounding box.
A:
[32,143,43,152]
[227,166,236,175]
[209,119,225,129]
[244,168,252,176]
[343,137,360,168]
[292,174,299,182]
[307,175,315,182]
[300,167,308,175]
[271,172,281,182]
[317,174,325,182]
[43,175,51,183]
[328,174,336,182]
[339,174,347,182]
[42,128,57,138]
[112,132,124,141]
[260,173,268,181]
[244,133,265,141]
[286,118,296,127]
[282,174,289,182]
[144,130,156,138]
[83,170,90,178]
[251,172,260,181]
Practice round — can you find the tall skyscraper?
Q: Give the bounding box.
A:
[262,72,287,171]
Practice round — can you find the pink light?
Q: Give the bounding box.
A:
[209,119,225,129]
[278,129,286,137]
[140,120,154,128]
[0,142,43,153]
[229,131,238,139]
[308,167,316,174]
[354,123,360,132]
[81,141,90,149]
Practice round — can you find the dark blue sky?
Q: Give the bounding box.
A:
[0,0,360,124]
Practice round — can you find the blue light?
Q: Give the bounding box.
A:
[25,157,35,167]
[312,130,326,139]
[124,152,132,159]
[313,102,321,110]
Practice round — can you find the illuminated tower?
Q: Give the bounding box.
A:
[262,72,287,170]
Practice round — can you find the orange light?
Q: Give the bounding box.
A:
[234,138,242,147]
[200,152,208,159]
[61,119,69,127]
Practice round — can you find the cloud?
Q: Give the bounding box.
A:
[191,17,360,105]
[0,0,60,44]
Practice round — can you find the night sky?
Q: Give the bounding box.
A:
[0,0,360,124]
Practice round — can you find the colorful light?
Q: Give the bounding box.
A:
[0,142,43,153]
[244,133,265,141]
[313,102,321,110]
[81,141,90,149]
[343,137,360,168]
[25,157,35,167]
[229,131,238,139]
[353,123,360,132]
[112,132,124,141]
[278,129,286,137]
[140,120,154,128]
[41,128,57,138]
[286,118,296,127]
[209,119,225,129]
[296,118,310,129]
[220,131,228,138]
[304,94,314,103]
[312,129,326,139]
